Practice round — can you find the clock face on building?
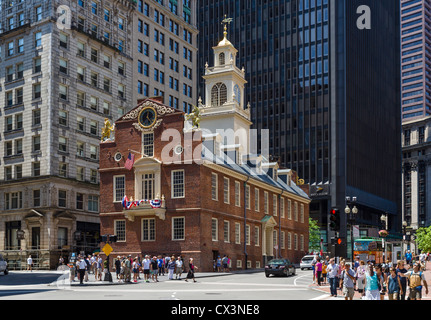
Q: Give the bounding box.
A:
[138,107,157,129]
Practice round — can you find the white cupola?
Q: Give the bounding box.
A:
[199,17,252,163]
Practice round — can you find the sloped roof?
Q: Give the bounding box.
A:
[206,153,310,200]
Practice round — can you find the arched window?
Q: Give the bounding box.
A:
[234,84,241,104]
[211,82,227,107]
[219,52,225,65]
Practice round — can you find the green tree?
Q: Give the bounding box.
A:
[309,218,321,253]
[416,226,431,253]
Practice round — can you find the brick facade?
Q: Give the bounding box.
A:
[99,98,310,271]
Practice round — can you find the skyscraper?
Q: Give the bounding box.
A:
[197,0,401,256]
[0,0,200,269]
[0,0,135,267]
[401,0,431,121]
[132,0,198,111]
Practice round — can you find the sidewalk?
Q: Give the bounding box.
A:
[309,264,431,300]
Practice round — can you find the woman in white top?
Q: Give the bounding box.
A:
[132,258,140,283]
[27,255,33,272]
[355,260,367,296]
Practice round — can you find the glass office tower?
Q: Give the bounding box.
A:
[197,0,401,257]
[400,0,431,121]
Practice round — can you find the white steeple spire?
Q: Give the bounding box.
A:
[198,18,252,164]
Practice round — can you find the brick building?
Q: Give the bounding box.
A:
[99,32,310,271]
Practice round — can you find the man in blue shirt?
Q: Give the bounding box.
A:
[405,250,412,266]
[326,258,339,297]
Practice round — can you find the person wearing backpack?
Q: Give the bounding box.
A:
[124,255,131,282]
[339,263,356,300]
[402,263,429,300]
[387,267,403,300]
[396,260,408,300]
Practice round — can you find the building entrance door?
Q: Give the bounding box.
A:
[261,216,277,265]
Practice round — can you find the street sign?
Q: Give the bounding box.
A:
[102,243,113,256]
[353,225,360,238]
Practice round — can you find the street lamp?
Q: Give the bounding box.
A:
[402,220,408,258]
[345,197,359,263]
[380,213,389,261]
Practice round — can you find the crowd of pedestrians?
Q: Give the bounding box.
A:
[213,255,231,272]
[62,253,198,284]
[310,252,430,300]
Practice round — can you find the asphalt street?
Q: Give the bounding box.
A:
[0,268,330,301]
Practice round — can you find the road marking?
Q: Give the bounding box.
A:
[294,274,312,287]
[178,281,307,288]
[310,294,331,300]
[68,287,309,293]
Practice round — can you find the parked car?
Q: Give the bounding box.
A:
[300,255,316,270]
[265,259,296,277]
[0,254,8,275]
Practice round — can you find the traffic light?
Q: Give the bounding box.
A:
[100,235,118,243]
[329,208,340,231]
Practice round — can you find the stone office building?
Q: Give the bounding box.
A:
[402,115,431,252]
[132,0,198,112]
[99,34,311,271]
[0,0,134,269]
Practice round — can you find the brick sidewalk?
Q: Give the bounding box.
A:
[309,264,431,300]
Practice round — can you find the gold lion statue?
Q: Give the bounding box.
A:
[101,118,115,142]
[185,105,201,129]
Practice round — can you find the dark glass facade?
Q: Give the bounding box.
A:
[197,0,401,256]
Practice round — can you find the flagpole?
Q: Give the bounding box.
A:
[128,149,142,155]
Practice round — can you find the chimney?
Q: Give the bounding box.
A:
[149,96,164,104]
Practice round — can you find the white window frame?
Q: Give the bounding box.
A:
[211,172,218,201]
[245,185,250,209]
[141,218,156,241]
[172,216,185,241]
[113,175,125,202]
[212,218,218,241]
[246,224,250,245]
[281,197,285,218]
[224,220,230,243]
[254,226,260,246]
[171,169,185,198]
[223,177,230,204]
[142,132,154,157]
[288,232,292,250]
[288,199,292,219]
[235,222,241,244]
[114,219,126,242]
[264,191,269,214]
[255,188,259,212]
[273,194,278,216]
[235,181,241,207]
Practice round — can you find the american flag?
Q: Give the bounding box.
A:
[122,195,133,210]
[124,152,134,170]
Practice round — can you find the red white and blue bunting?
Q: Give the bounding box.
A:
[122,196,162,210]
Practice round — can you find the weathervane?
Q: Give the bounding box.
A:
[221,15,233,38]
